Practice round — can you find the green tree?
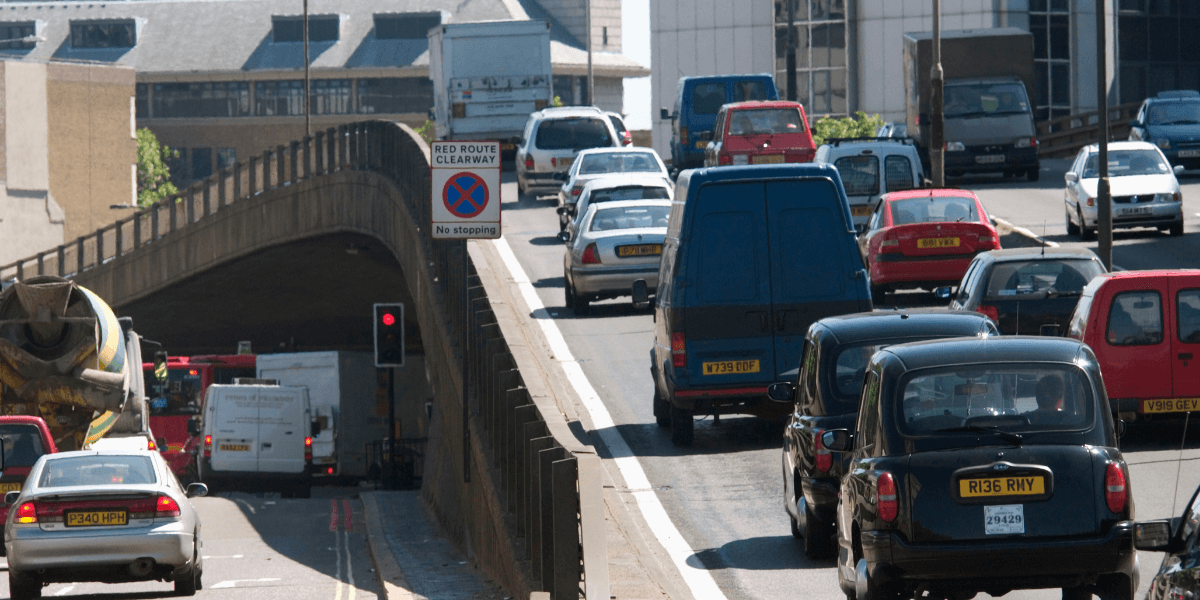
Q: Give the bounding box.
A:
[135,128,179,207]
[811,111,886,146]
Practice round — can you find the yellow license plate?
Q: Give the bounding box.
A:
[219,444,250,452]
[1143,398,1200,414]
[66,510,128,527]
[959,476,1045,498]
[617,244,662,257]
[501,143,515,151]
[695,141,707,149]
[918,237,961,249]
[851,205,873,216]
[752,154,785,164]
[702,360,760,375]
[0,483,20,494]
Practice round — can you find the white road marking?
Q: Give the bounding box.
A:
[210,577,281,588]
[334,516,344,600]
[233,498,257,514]
[492,237,729,600]
[344,529,356,599]
[53,585,74,596]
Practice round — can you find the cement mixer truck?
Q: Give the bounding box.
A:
[0,276,150,451]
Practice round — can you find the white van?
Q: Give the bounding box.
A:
[814,137,927,227]
[198,382,314,497]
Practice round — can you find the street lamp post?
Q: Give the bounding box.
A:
[930,0,945,187]
[303,0,311,137]
[786,0,797,102]
[1096,2,1112,270]
[585,0,593,105]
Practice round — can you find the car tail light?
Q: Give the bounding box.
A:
[1105,463,1127,514]
[525,157,534,170]
[622,132,633,145]
[1087,197,1095,207]
[581,243,601,265]
[327,467,335,475]
[976,305,1000,323]
[814,429,832,473]
[680,127,689,145]
[203,434,213,458]
[147,439,156,451]
[572,186,583,197]
[876,472,898,523]
[305,436,313,462]
[719,154,732,165]
[15,502,36,524]
[671,332,686,368]
[879,239,900,253]
[1015,137,1038,148]
[157,495,181,518]
[979,235,998,249]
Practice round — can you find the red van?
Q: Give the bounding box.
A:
[1067,269,1200,420]
[704,100,816,166]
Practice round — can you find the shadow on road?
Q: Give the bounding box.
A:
[603,416,785,459]
[1120,419,1200,453]
[686,535,829,571]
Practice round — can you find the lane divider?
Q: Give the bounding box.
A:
[330,499,339,532]
[491,237,729,600]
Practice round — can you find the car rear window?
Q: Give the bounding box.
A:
[579,152,662,175]
[1106,290,1163,346]
[884,155,916,192]
[0,425,46,468]
[833,343,888,400]
[1147,101,1200,126]
[608,115,627,134]
[535,118,613,150]
[899,365,1094,435]
[835,155,879,196]
[691,83,726,115]
[591,186,670,203]
[39,455,157,487]
[1179,290,1200,343]
[985,260,1105,299]
[890,196,978,225]
[728,108,805,135]
[589,206,670,231]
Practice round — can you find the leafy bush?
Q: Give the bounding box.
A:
[414,119,436,144]
[136,128,180,207]
[811,111,886,146]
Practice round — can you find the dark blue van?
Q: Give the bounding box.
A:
[659,74,779,171]
[643,164,871,446]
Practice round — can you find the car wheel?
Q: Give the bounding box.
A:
[1096,572,1135,600]
[296,484,312,499]
[1062,586,1091,600]
[1065,208,1080,236]
[10,569,41,599]
[653,386,670,428]
[175,541,200,596]
[789,510,802,539]
[1079,210,1096,241]
[1027,167,1040,182]
[804,501,836,560]
[670,405,694,446]
[517,176,527,197]
[1170,221,1184,237]
[871,285,886,303]
[855,557,900,600]
[572,284,590,316]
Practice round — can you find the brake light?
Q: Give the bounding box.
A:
[1087,197,1095,207]
[551,157,558,168]
[876,472,898,523]
[204,434,212,458]
[979,235,999,249]
[147,439,156,451]
[327,467,335,475]
[15,502,36,524]
[976,305,1000,323]
[1105,463,1127,514]
[814,429,831,473]
[305,436,313,462]
[622,132,633,145]
[719,154,732,165]
[572,186,583,197]
[680,127,689,145]
[157,495,181,518]
[671,332,686,368]
[879,239,900,253]
[525,157,534,170]
[581,243,601,265]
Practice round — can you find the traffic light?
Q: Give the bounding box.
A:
[373,303,405,367]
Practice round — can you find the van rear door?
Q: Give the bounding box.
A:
[683,181,775,385]
[257,387,307,474]
[766,179,866,377]
[210,387,258,472]
[1169,275,1200,401]
[1092,278,1171,405]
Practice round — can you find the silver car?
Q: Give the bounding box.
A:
[5,449,206,598]
[1064,141,1185,239]
[561,199,671,314]
[555,147,669,230]
[565,174,674,242]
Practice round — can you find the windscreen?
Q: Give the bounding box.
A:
[535,118,612,150]
[835,155,879,196]
[900,365,1094,434]
[1083,149,1171,178]
[39,455,157,487]
[728,108,805,135]
[146,368,203,416]
[944,82,1031,118]
[579,152,663,174]
[985,260,1105,299]
[1147,101,1200,125]
[589,205,670,231]
[890,196,978,225]
[732,80,770,102]
[590,186,670,203]
[0,425,46,468]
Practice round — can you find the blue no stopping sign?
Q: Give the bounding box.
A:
[442,172,489,218]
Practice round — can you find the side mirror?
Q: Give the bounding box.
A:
[186,482,209,498]
[934,286,953,300]
[557,231,571,243]
[767,382,795,403]
[1175,165,1185,175]
[1116,419,1127,438]
[821,429,853,452]
[187,417,202,437]
[556,206,571,216]
[1134,520,1173,552]
[660,107,671,120]
[1064,172,1078,183]
[631,279,653,310]
[311,419,322,437]
[854,223,868,235]
[4,491,18,507]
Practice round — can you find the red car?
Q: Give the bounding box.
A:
[0,416,57,551]
[704,100,816,166]
[859,188,1000,298]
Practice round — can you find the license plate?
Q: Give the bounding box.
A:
[558,157,573,167]
[1143,398,1200,413]
[695,141,707,149]
[959,476,1045,498]
[1120,206,1152,216]
[219,444,250,452]
[501,143,515,152]
[1179,149,1200,158]
[617,244,662,257]
[0,483,20,494]
[975,154,1005,164]
[984,504,1025,535]
[752,154,785,164]
[66,510,128,527]
[917,237,961,248]
[702,359,760,375]
[851,205,873,217]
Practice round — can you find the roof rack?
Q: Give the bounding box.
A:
[539,105,604,114]
[824,137,915,147]
[1156,90,1200,99]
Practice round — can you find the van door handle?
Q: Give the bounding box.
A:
[776,310,795,332]
[1181,353,1194,361]
[747,311,768,331]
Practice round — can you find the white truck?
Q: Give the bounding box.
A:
[428,19,552,158]
[255,351,383,480]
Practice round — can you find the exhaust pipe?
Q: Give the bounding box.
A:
[128,557,155,577]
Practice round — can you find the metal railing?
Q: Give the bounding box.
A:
[366,438,427,490]
[1037,102,1141,158]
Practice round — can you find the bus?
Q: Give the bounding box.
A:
[142,354,256,478]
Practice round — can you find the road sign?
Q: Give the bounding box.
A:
[431,141,501,239]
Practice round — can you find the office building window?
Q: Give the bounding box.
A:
[71,20,136,48]
[1030,1,1071,121]
[152,82,250,118]
[256,80,304,116]
[0,22,35,51]
[774,0,847,117]
[191,148,213,180]
[1118,2,1200,103]
[272,15,339,43]
[358,78,433,114]
[311,79,351,114]
[374,12,441,40]
[136,83,149,119]
[217,148,236,169]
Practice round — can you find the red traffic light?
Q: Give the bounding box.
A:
[381,313,395,326]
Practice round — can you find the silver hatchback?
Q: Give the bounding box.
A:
[561,199,671,314]
[515,106,621,197]
[5,450,207,598]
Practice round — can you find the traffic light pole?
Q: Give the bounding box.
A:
[1096,2,1113,270]
[387,367,396,484]
[462,241,471,485]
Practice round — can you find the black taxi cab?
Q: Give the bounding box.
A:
[823,336,1137,600]
[769,309,996,560]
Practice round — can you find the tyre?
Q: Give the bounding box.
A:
[653,386,670,428]
[670,405,694,446]
[9,570,41,599]
[804,501,836,560]
[1079,210,1096,241]
[564,275,575,309]
[569,279,590,315]
[1062,586,1091,600]
[789,510,802,539]
[1096,572,1135,600]
[296,484,312,499]
[1170,221,1184,237]
[518,177,527,197]
[871,286,886,303]
[175,543,199,596]
[855,557,899,600]
[1027,167,1040,182]
[1065,209,1080,236]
